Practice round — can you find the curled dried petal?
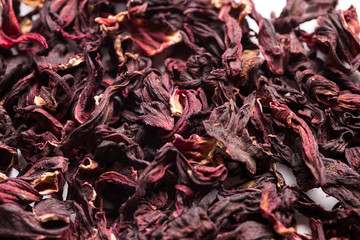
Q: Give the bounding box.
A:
[0,144,17,172]
[270,102,326,186]
[31,171,60,195]
[0,203,68,239]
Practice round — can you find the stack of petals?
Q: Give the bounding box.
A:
[0,0,359,239]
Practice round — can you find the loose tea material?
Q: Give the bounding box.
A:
[0,0,359,239]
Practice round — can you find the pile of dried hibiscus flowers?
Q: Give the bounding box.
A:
[0,0,360,239]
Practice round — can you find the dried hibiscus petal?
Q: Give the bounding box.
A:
[0,178,41,204]
[1,0,360,239]
[0,203,68,238]
[270,101,326,186]
[96,8,182,56]
[272,0,337,34]
[30,171,61,195]
[33,198,74,226]
[0,144,17,172]
[0,0,47,49]
[203,97,270,174]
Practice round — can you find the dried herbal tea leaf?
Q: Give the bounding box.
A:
[0,0,359,239]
